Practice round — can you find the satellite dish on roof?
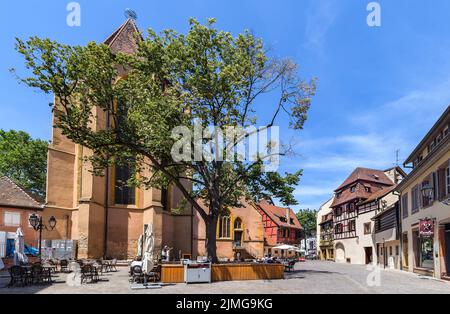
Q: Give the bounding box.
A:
[125,8,138,20]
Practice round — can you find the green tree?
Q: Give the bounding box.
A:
[0,129,48,197]
[13,18,315,262]
[296,209,317,237]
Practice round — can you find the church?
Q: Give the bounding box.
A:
[43,18,302,261]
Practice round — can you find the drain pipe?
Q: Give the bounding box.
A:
[103,110,111,259]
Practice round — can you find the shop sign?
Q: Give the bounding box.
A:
[419,219,435,238]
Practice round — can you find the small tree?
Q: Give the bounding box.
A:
[0,129,48,197]
[296,209,318,237]
[13,18,315,262]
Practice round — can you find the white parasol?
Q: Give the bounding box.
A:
[273,244,297,251]
[13,228,28,265]
[142,224,155,275]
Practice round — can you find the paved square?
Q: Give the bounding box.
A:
[1,261,450,294]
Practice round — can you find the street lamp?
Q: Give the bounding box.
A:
[29,214,57,260]
[420,184,434,202]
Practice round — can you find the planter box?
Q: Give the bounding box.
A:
[161,263,284,283]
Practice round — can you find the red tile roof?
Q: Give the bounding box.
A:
[0,177,43,209]
[335,167,394,192]
[257,200,302,230]
[331,167,395,208]
[358,185,397,205]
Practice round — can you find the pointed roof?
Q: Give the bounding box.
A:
[358,185,397,206]
[335,167,394,192]
[103,18,142,54]
[257,200,302,230]
[0,176,43,210]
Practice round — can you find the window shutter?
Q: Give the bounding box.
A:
[438,168,446,200]
[432,172,437,201]
[416,184,423,208]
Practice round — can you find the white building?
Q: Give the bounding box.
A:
[331,167,405,265]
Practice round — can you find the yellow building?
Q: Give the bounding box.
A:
[317,197,334,261]
[397,105,450,280]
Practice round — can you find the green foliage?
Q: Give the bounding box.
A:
[0,129,48,197]
[13,18,315,260]
[296,209,318,236]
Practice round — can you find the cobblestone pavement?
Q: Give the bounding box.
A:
[1,261,450,294]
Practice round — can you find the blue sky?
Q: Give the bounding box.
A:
[1,0,450,211]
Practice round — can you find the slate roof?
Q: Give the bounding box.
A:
[103,18,141,54]
[0,176,43,210]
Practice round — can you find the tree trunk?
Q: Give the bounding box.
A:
[205,215,219,264]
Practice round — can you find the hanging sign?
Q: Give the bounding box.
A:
[419,219,435,238]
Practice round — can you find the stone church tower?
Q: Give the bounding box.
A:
[43,19,194,260]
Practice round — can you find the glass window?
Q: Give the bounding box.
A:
[4,212,20,227]
[114,164,136,205]
[402,194,409,218]
[234,218,242,230]
[364,222,371,235]
[419,237,434,269]
[219,216,231,239]
[349,220,356,232]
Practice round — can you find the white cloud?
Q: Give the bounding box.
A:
[303,0,338,56]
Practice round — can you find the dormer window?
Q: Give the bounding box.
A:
[365,187,371,193]
[336,192,342,199]
[350,185,356,193]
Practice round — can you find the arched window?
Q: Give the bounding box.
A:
[219,215,231,239]
[234,218,243,230]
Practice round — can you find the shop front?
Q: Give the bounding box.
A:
[409,218,450,279]
[439,222,450,279]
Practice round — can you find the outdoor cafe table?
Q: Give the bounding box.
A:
[21,265,54,284]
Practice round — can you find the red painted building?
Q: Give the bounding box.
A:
[256,200,302,257]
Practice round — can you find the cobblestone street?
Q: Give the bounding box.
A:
[1,261,450,294]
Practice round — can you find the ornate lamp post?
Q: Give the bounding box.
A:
[29,214,57,260]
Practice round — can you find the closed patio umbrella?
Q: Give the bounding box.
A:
[142,224,155,275]
[137,234,143,258]
[13,228,28,265]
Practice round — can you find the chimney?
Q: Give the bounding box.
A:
[286,208,290,223]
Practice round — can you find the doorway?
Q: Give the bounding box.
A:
[402,233,409,268]
[234,230,243,248]
[364,247,373,264]
[445,224,450,276]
